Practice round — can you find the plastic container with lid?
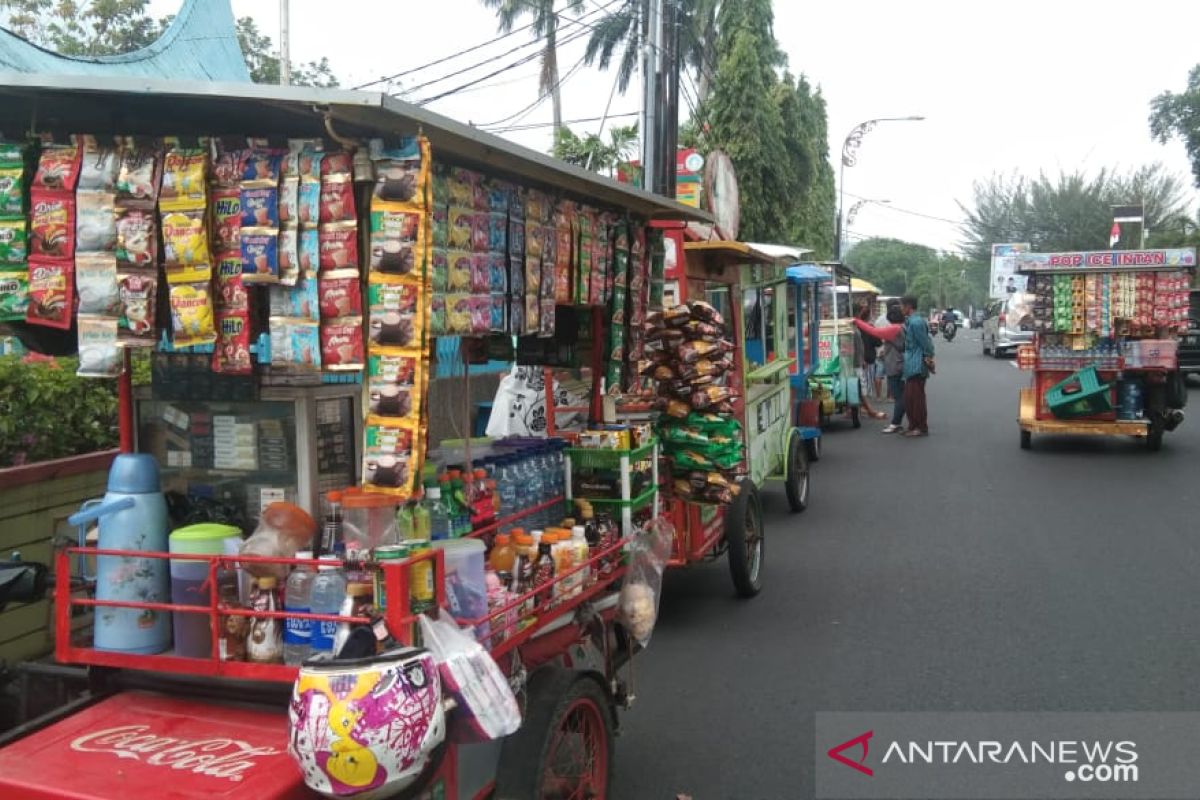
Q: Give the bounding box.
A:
[341,490,400,556]
[434,538,488,636]
[169,523,242,658]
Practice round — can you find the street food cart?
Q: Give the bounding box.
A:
[1014,247,1195,451]
[809,262,864,428]
[785,263,831,460]
[0,73,711,800]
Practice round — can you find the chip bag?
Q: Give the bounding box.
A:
[0,269,29,320]
[169,282,217,347]
[76,315,122,378]
[26,260,73,329]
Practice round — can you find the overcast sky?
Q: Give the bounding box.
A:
[156,0,1200,254]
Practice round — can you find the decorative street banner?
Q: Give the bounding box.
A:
[1015,248,1197,273]
[990,243,1030,298]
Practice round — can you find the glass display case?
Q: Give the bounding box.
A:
[135,385,360,530]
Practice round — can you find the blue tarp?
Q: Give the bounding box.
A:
[786,264,832,283]
[0,0,249,82]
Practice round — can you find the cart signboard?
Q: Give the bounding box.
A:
[1015,247,1197,273]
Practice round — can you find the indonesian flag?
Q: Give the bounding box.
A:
[1109,221,1121,247]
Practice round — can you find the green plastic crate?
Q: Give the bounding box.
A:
[584,485,659,513]
[565,439,657,470]
[1045,366,1113,419]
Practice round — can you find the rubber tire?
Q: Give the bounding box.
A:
[785,433,811,512]
[1020,429,1031,450]
[1166,370,1188,409]
[992,342,1007,360]
[982,336,991,356]
[850,405,861,429]
[493,668,615,800]
[726,481,764,598]
[805,434,822,463]
[1147,426,1164,452]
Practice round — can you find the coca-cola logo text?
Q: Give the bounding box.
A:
[70,724,282,782]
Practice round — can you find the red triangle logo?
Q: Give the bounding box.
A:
[827,730,874,776]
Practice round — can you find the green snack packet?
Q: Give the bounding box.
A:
[0,219,26,263]
[0,268,29,320]
[0,166,24,216]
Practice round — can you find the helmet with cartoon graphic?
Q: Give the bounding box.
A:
[288,647,446,799]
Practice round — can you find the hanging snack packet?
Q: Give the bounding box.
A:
[26,260,73,329]
[367,349,419,395]
[210,186,241,252]
[447,251,471,292]
[278,228,300,286]
[489,294,506,332]
[448,207,473,249]
[429,295,447,335]
[241,228,279,283]
[370,138,424,204]
[319,174,355,224]
[298,148,325,183]
[470,295,491,335]
[169,282,217,347]
[0,164,23,216]
[363,416,416,490]
[321,317,365,370]
[160,148,207,207]
[240,186,279,228]
[115,144,160,203]
[318,224,358,270]
[447,294,472,335]
[470,212,489,252]
[297,181,320,227]
[30,192,75,260]
[0,218,27,264]
[430,248,449,293]
[488,252,507,293]
[212,310,253,375]
[470,253,490,294]
[241,148,284,186]
[114,206,156,266]
[161,209,210,267]
[117,269,158,342]
[319,269,362,318]
[299,228,319,274]
[76,315,121,378]
[269,317,321,371]
[370,208,422,276]
[209,144,244,189]
[279,180,299,227]
[77,139,119,192]
[32,143,81,192]
[321,152,353,177]
[0,269,29,320]
[269,277,319,320]
[368,285,420,348]
[75,192,115,253]
[75,253,120,315]
[215,253,248,312]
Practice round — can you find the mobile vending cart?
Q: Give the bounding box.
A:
[809,262,864,428]
[785,264,832,461]
[0,74,710,800]
[1014,247,1196,451]
[644,240,812,598]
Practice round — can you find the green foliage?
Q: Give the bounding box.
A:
[480,0,582,128]
[551,123,638,176]
[959,165,1192,262]
[234,16,339,87]
[845,237,989,311]
[0,356,119,466]
[1150,64,1200,188]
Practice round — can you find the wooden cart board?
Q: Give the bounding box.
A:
[1018,387,1149,438]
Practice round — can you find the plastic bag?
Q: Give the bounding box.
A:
[618,516,675,647]
[238,502,317,579]
[419,611,521,743]
[485,365,587,438]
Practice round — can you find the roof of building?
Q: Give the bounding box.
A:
[0,0,248,81]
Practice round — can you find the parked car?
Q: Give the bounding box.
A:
[981,293,1034,358]
[1179,289,1200,382]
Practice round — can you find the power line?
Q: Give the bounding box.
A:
[477,53,589,129]
[843,192,967,226]
[488,110,639,133]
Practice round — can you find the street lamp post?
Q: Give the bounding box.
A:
[835,116,925,261]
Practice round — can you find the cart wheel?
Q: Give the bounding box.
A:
[805,434,821,463]
[818,407,829,430]
[1147,426,1164,452]
[493,668,615,800]
[850,405,861,429]
[1019,429,1031,450]
[982,336,990,356]
[785,433,810,512]
[726,481,764,597]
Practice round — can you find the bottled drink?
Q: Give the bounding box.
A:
[595,512,619,577]
[411,491,430,541]
[551,530,576,601]
[283,551,315,665]
[424,481,452,541]
[525,450,546,530]
[218,582,248,662]
[490,532,516,573]
[247,576,283,664]
[571,526,591,592]
[320,491,343,558]
[450,478,471,536]
[396,502,414,541]
[531,535,556,609]
[309,558,347,657]
[497,457,518,531]
[472,469,492,524]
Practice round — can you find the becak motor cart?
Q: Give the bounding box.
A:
[640,239,813,598]
[808,262,866,429]
[784,263,832,461]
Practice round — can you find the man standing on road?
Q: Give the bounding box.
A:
[900,295,934,437]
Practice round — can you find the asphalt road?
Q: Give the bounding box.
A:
[613,329,1200,799]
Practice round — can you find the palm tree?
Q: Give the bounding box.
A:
[480,0,583,131]
[582,0,720,103]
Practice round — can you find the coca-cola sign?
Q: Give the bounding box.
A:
[70,724,282,782]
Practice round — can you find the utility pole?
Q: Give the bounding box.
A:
[641,0,662,194]
[658,0,681,198]
[279,0,291,87]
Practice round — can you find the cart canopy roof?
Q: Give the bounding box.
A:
[0,73,710,223]
[0,0,247,81]
[684,240,784,267]
[786,264,832,284]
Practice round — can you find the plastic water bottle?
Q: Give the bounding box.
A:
[526,448,546,530]
[283,551,315,665]
[498,456,518,531]
[309,558,347,657]
[424,482,453,541]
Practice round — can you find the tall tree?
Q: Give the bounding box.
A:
[0,0,160,55]
[233,16,338,87]
[959,165,1191,261]
[480,0,582,132]
[846,237,987,310]
[1150,65,1200,189]
[551,122,638,176]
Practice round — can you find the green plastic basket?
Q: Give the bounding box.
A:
[565,439,657,470]
[1045,366,1113,419]
[584,485,659,513]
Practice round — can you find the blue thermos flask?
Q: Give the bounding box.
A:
[69,454,171,654]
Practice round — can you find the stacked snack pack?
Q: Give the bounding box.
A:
[73,137,123,376]
[363,137,433,500]
[643,300,746,505]
[0,142,27,324]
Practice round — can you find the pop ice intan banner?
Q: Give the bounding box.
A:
[990,243,1030,299]
[1015,248,1198,273]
